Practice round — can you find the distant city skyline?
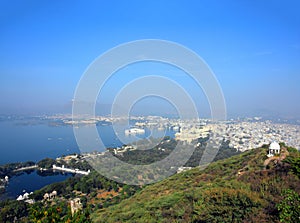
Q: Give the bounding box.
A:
[0,0,299,119]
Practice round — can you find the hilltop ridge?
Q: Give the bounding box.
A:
[93,145,300,223]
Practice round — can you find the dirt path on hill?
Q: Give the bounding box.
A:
[237,147,290,177]
[263,147,289,168]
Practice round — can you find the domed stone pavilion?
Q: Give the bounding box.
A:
[267,141,280,157]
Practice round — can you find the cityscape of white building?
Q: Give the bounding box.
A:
[174,119,300,151]
[42,114,300,151]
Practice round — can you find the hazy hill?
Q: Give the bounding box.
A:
[92,145,300,223]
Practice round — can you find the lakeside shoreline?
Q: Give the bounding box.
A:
[0,152,92,198]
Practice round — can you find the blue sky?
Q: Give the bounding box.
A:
[0,0,299,118]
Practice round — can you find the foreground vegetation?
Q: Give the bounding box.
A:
[0,137,240,222]
[93,144,300,222]
[1,141,299,222]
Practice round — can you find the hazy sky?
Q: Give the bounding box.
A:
[0,0,299,118]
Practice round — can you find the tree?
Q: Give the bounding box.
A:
[289,157,300,178]
[0,200,28,222]
[37,158,56,169]
[277,189,300,223]
[81,197,88,208]
[29,201,92,223]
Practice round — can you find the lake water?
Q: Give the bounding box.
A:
[0,171,73,200]
[0,119,176,199]
[0,120,176,164]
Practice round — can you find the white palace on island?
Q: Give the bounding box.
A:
[52,164,90,175]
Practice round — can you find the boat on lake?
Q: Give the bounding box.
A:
[125,127,145,135]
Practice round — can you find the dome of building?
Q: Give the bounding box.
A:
[269,141,280,150]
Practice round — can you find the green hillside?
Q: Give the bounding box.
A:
[93,145,300,223]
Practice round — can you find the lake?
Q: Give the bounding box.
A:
[0,170,74,200]
[0,119,176,199]
[0,120,176,164]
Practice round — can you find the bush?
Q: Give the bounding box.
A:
[277,189,300,223]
